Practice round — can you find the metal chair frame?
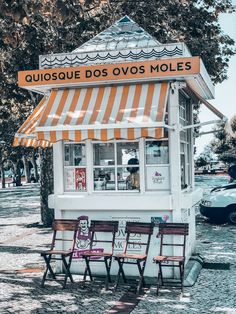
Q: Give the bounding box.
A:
[114,221,154,294]
[82,220,119,290]
[153,223,189,295]
[40,219,79,289]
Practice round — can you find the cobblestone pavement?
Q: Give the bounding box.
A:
[0,184,236,313]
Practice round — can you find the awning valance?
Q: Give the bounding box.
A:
[13,82,169,147]
[13,98,51,148]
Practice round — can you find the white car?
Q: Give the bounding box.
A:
[200,183,236,224]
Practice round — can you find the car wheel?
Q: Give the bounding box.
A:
[228,211,236,224]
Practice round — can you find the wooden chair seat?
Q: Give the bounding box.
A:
[153,256,184,262]
[115,253,147,260]
[82,251,112,257]
[41,250,72,256]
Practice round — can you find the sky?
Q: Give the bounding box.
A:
[195,4,236,156]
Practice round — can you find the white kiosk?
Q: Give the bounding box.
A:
[14,16,224,276]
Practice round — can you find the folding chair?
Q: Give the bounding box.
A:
[153,223,189,295]
[114,222,154,294]
[82,220,119,290]
[41,219,79,288]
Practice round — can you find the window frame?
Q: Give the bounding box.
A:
[144,138,170,191]
[179,92,192,190]
[91,139,141,193]
[63,142,87,192]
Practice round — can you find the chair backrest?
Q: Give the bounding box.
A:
[51,219,79,252]
[88,220,119,253]
[124,222,154,255]
[158,223,189,257]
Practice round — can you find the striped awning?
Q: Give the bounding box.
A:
[13,98,51,148]
[14,82,169,146]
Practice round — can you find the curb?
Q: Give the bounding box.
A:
[184,255,204,287]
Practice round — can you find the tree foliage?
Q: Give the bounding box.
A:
[211,118,236,164]
[195,145,216,168]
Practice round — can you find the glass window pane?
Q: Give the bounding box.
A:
[93,168,115,190]
[116,142,139,165]
[93,143,115,166]
[64,143,86,166]
[64,167,87,191]
[146,141,169,164]
[117,167,139,190]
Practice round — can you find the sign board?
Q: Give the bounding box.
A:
[18,57,200,89]
[146,166,170,190]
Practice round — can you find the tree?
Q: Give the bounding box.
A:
[0,0,235,225]
[195,146,216,168]
[96,0,235,83]
[211,117,236,164]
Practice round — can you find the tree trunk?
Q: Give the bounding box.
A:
[40,147,54,227]
[0,164,6,188]
[13,161,22,186]
[31,154,39,182]
[22,155,30,183]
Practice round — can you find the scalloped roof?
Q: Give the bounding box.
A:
[73,16,161,53]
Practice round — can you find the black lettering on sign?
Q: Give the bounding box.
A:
[74,71,81,79]
[160,64,168,72]
[25,75,32,82]
[52,72,57,80]
[102,69,108,77]
[121,67,129,75]
[139,65,145,74]
[177,62,184,71]
[66,72,73,80]
[32,74,40,82]
[185,61,192,70]
[85,70,92,78]
[130,66,138,74]
[169,63,176,72]
[44,73,51,81]
[94,69,102,77]
[150,65,159,73]
[58,72,66,80]
[113,67,120,76]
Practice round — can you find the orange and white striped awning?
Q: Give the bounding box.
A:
[14,82,169,146]
[13,97,51,148]
[36,83,169,142]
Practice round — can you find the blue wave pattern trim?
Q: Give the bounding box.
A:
[41,47,183,68]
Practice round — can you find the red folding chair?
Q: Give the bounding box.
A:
[40,219,79,288]
[153,223,189,295]
[114,221,154,294]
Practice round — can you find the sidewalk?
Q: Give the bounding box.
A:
[0,185,236,313]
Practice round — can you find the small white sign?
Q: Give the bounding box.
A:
[65,168,75,190]
[146,166,170,190]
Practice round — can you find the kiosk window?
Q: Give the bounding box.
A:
[145,141,169,164]
[179,93,191,189]
[64,143,87,191]
[93,141,140,191]
[145,140,170,191]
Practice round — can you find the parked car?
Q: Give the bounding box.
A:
[199,183,236,224]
